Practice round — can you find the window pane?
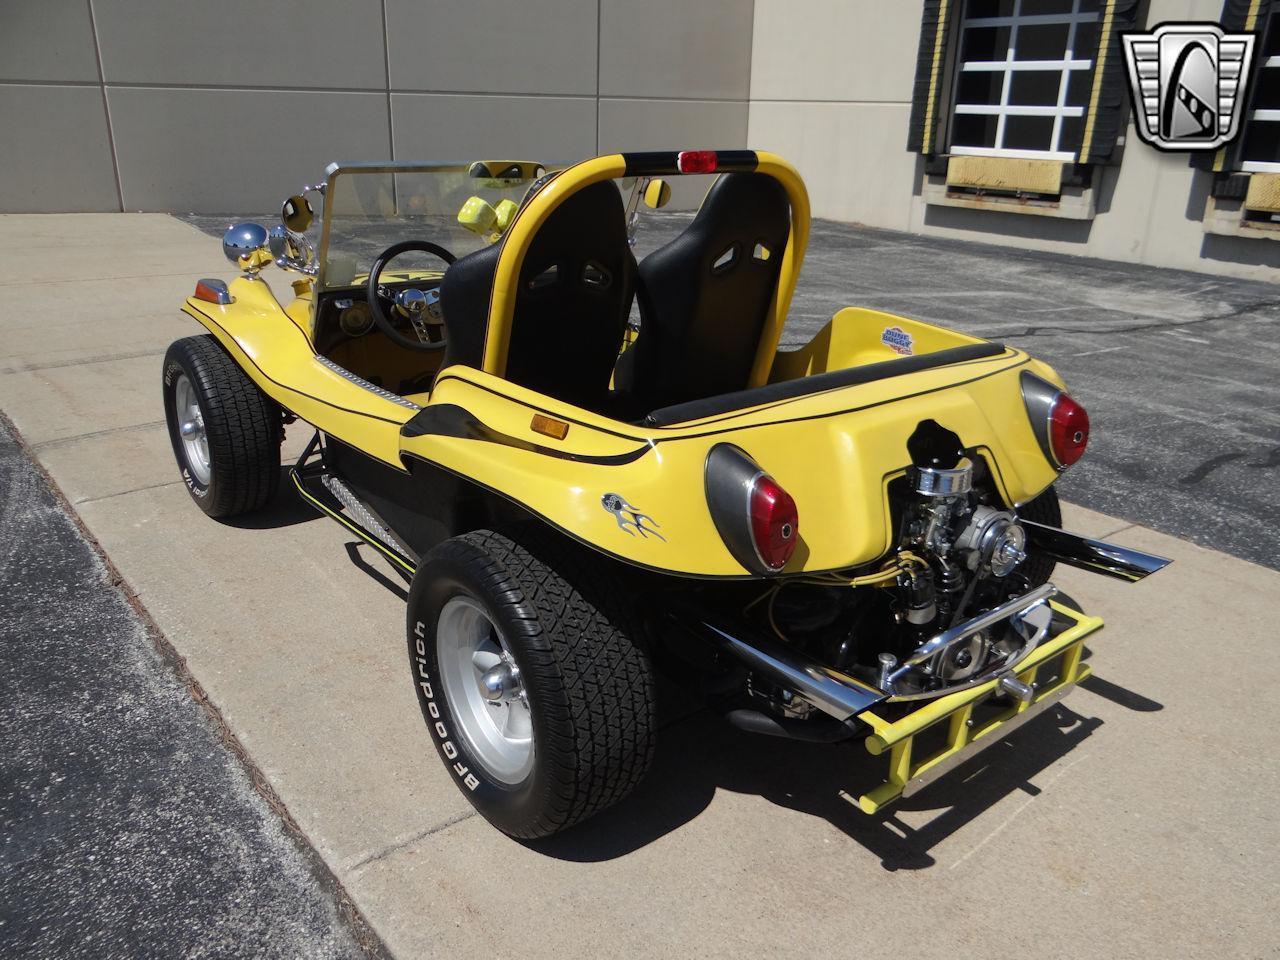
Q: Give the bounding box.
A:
[1072,21,1099,57]
[960,26,1011,62]
[1059,116,1085,153]
[1003,115,1055,150]
[1252,67,1280,111]
[1066,69,1094,107]
[966,0,1015,18]
[952,114,999,148]
[1009,70,1062,105]
[1264,17,1280,58]
[1078,0,1102,12]
[1020,0,1075,14]
[956,70,1004,105]
[1015,23,1070,60]
[1241,120,1280,165]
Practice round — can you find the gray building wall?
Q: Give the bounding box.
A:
[0,0,754,214]
[747,0,1280,282]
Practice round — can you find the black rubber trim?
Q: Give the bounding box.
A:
[621,150,759,177]
[644,342,1007,427]
[401,404,653,466]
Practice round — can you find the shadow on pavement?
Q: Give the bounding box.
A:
[219,470,320,529]
[337,540,1167,870]
[533,701,1106,870]
[345,541,410,600]
[1079,674,1163,712]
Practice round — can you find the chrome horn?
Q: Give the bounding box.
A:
[222,222,271,277]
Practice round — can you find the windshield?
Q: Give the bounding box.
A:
[315,162,556,291]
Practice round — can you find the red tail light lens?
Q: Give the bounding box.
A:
[677,150,718,174]
[749,474,798,571]
[1049,394,1090,466]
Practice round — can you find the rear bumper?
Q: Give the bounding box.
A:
[853,600,1102,814]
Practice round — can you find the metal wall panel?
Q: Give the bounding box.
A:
[392,93,597,165]
[91,0,386,89]
[599,0,754,100]
[108,88,390,211]
[0,0,100,83]
[0,85,120,212]
[385,0,598,95]
[1,0,754,213]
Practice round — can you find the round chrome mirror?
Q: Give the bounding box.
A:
[268,224,318,276]
[281,194,313,234]
[222,222,269,272]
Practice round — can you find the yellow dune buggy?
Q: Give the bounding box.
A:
[164,151,1168,838]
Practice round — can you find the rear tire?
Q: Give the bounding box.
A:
[162,335,281,518]
[1017,484,1061,587]
[407,528,656,838]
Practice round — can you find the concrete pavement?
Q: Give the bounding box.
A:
[2,212,1278,959]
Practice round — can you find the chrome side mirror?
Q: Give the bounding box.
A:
[268,224,317,276]
[222,222,271,276]
[282,194,313,233]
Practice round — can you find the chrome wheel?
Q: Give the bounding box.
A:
[436,596,534,784]
[173,373,211,485]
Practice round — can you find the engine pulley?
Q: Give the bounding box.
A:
[955,506,1027,577]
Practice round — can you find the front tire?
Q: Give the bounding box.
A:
[162,335,281,518]
[407,529,656,838]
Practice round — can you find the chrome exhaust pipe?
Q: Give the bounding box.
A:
[696,620,886,721]
[1021,520,1171,582]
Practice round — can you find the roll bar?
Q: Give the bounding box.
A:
[480,150,811,389]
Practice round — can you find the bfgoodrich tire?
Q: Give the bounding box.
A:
[407,528,657,838]
[162,335,281,518]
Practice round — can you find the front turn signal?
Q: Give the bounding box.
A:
[193,278,233,305]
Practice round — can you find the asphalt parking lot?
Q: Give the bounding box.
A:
[3,211,1278,958]
[0,416,370,959]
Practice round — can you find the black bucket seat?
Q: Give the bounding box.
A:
[616,172,791,412]
[438,179,637,412]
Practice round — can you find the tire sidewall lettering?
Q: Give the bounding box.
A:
[413,618,477,792]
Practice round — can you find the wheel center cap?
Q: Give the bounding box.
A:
[479,662,521,703]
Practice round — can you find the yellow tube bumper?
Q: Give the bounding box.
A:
[853,601,1102,814]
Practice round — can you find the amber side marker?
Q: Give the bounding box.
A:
[530,414,570,440]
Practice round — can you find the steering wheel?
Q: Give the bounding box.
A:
[366,240,457,352]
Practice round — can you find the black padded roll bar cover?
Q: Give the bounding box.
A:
[643,342,1008,427]
[621,150,758,177]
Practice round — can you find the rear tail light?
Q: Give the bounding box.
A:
[705,444,800,573]
[677,150,718,174]
[749,474,799,571]
[1048,393,1090,467]
[1020,371,1088,470]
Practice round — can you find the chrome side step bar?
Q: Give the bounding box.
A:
[291,432,419,576]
